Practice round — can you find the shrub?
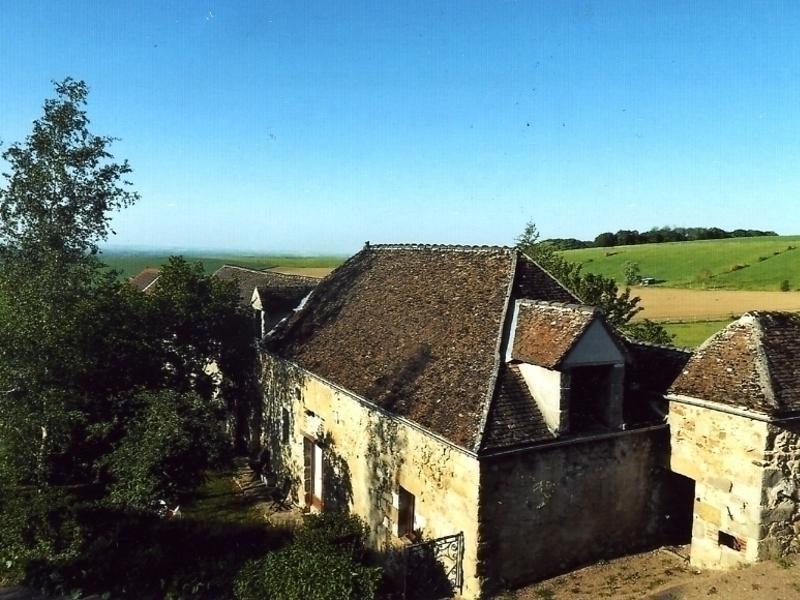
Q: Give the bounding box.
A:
[781,280,791,292]
[758,255,769,262]
[0,489,84,585]
[106,389,229,510]
[233,513,381,600]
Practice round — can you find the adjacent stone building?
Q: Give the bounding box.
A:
[667,312,800,570]
[260,244,700,598]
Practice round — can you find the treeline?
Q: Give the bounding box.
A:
[543,227,778,250]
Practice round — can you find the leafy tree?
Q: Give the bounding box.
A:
[106,389,229,509]
[516,221,672,344]
[623,261,641,285]
[593,232,617,247]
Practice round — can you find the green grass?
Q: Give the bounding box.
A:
[560,235,800,291]
[182,468,266,525]
[660,320,731,348]
[99,250,346,279]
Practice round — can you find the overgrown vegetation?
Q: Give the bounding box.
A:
[233,513,382,600]
[0,79,258,593]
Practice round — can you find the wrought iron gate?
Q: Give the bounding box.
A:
[403,532,464,599]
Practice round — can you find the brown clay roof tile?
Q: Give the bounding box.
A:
[481,364,556,451]
[669,311,800,416]
[511,302,597,368]
[128,268,161,293]
[212,265,318,308]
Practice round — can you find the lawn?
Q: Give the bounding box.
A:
[560,235,800,291]
[100,250,346,279]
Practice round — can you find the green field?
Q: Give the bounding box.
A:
[661,320,730,349]
[560,235,800,291]
[100,251,346,279]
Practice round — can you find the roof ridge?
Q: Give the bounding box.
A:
[620,333,693,354]
[751,314,779,410]
[473,246,518,453]
[516,299,599,314]
[213,264,268,275]
[365,242,512,253]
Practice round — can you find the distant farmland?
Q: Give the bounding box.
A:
[560,235,800,291]
[100,251,345,279]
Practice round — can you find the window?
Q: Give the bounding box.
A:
[718,531,744,552]
[303,437,323,510]
[397,486,415,538]
[281,408,290,443]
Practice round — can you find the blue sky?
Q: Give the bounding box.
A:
[1,2,799,254]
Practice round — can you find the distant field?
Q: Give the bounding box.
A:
[661,320,730,349]
[101,251,345,279]
[560,235,800,291]
[632,287,800,321]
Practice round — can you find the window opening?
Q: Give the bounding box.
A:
[398,486,415,538]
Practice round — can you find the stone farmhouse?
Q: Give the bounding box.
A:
[259,244,699,598]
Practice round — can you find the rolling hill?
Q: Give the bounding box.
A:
[560,235,800,291]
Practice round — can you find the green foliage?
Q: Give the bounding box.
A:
[233,513,381,600]
[623,261,641,285]
[517,222,643,329]
[0,80,256,592]
[106,390,228,510]
[620,319,675,346]
[0,78,138,262]
[780,279,791,291]
[0,489,84,583]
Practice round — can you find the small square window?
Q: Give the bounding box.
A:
[718,531,744,552]
[397,486,415,538]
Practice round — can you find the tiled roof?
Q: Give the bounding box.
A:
[128,268,160,293]
[511,302,598,368]
[669,311,800,416]
[481,364,556,451]
[269,244,576,451]
[212,265,318,308]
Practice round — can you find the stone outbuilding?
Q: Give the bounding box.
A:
[667,312,800,570]
[260,244,693,598]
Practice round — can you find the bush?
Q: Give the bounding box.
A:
[0,488,84,585]
[781,279,791,292]
[234,513,381,600]
[106,390,229,510]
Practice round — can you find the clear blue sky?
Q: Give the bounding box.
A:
[1,2,799,254]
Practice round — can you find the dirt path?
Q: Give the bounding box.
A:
[502,547,800,600]
[632,288,800,321]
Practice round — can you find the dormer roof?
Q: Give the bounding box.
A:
[510,301,600,369]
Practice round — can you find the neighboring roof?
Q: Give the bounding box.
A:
[511,301,598,369]
[129,268,161,293]
[269,244,578,451]
[669,311,800,416]
[212,265,319,308]
[625,340,692,398]
[481,365,556,451]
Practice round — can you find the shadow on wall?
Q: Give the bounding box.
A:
[365,415,406,548]
[260,357,306,503]
[321,432,354,513]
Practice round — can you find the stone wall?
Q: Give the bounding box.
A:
[669,400,769,568]
[478,428,675,591]
[261,353,484,599]
[760,421,800,558]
